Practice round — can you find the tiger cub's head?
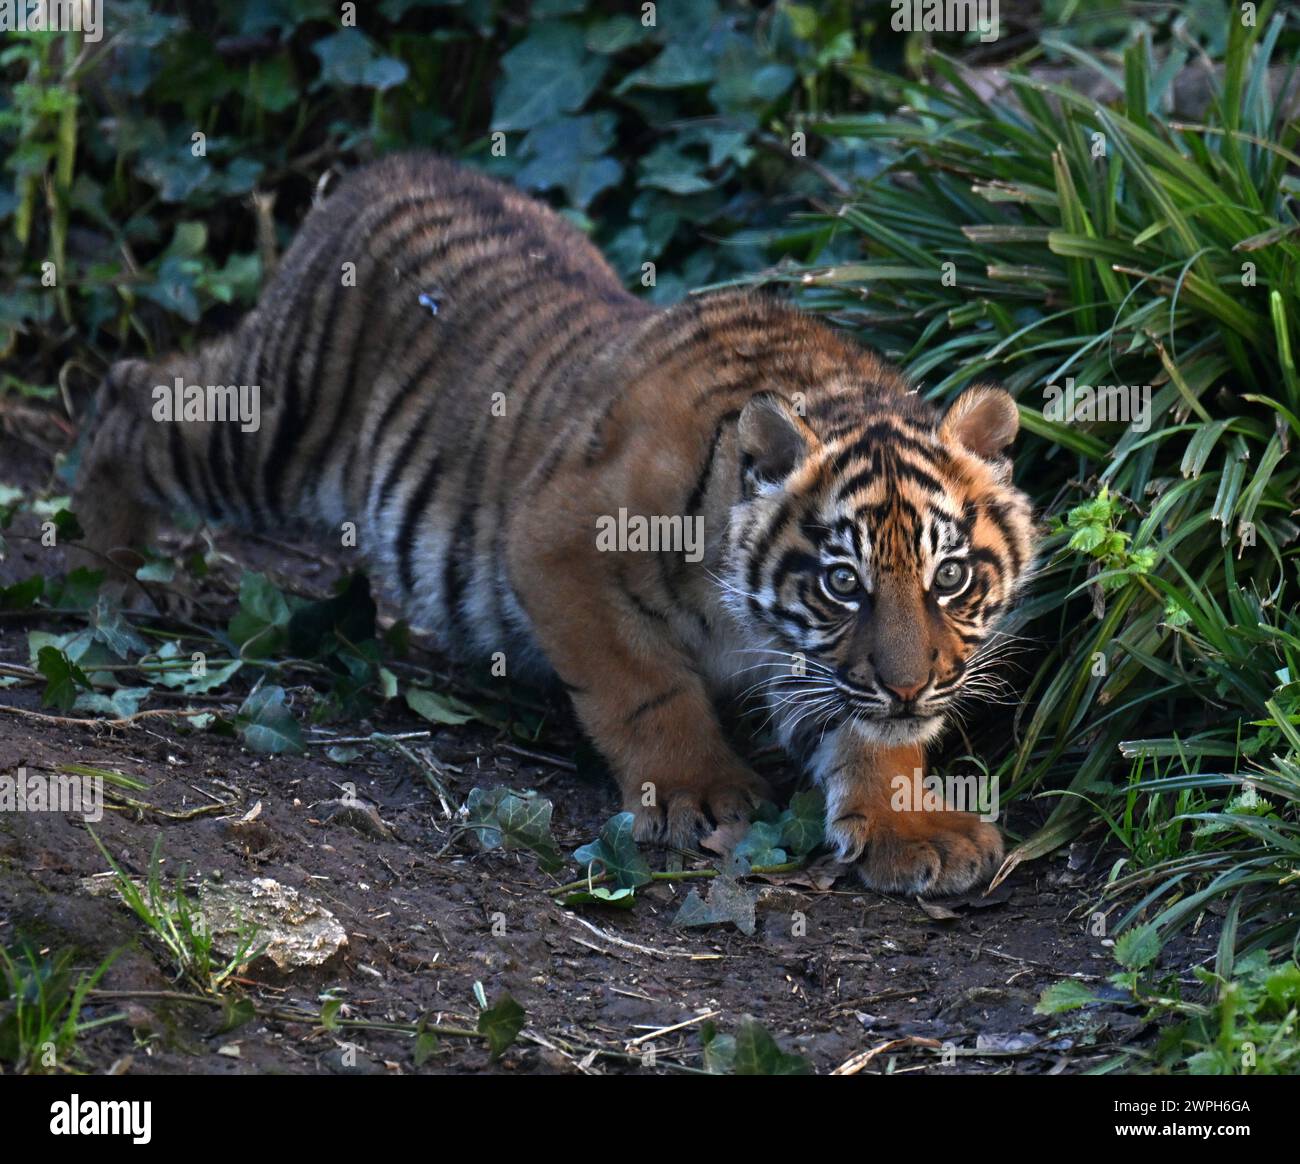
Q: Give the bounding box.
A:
[726,386,1037,747]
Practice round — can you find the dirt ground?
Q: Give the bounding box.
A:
[0,428,1214,1076]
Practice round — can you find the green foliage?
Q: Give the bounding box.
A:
[0,0,878,390]
[701,1016,812,1074]
[782,9,1300,963]
[235,684,305,754]
[464,786,564,872]
[475,990,526,1061]
[35,644,91,709]
[0,943,119,1074]
[1037,916,1300,1075]
[674,874,757,935]
[90,831,262,994]
[1057,485,1156,592]
[572,810,653,888]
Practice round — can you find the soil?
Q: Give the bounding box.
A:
[0,427,1213,1076]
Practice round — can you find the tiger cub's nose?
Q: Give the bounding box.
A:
[880,677,927,704]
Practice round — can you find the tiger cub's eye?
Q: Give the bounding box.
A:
[824,565,861,598]
[933,559,970,594]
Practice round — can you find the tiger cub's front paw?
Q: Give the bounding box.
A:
[827,806,1002,897]
[627,766,770,851]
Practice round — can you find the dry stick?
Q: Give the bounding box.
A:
[372,733,455,817]
[549,861,801,897]
[86,990,481,1039]
[500,742,577,771]
[832,1036,943,1076]
[567,914,720,961]
[86,989,705,1072]
[0,703,211,728]
[305,729,433,747]
[626,1009,721,1048]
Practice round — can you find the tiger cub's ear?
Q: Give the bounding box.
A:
[738,394,818,495]
[939,386,1020,462]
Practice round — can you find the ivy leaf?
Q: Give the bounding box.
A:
[464,787,564,872]
[494,24,607,131]
[413,1027,439,1067]
[218,996,256,1034]
[585,15,643,54]
[235,686,304,755]
[703,1019,811,1075]
[248,56,299,112]
[135,555,176,583]
[777,788,825,856]
[47,567,103,610]
[405,686,476,725]
[674,875,757,935]
[36,646,91,710]
[0,574,43,611]
[516,114,622,209]
[638,143,712,194]
[617,41,715,91]
[710,47,795,115]
[287,573,376,658]
[730,1019,812,1074]
[573,811,652,888]
[313,29,409,91]
[228,571,292,656]
[732,819,786,871]
[152,642,243,694]
[477,994,526,1060]
[88,598,149,659]
[50,508,84,542]
[74,687,150,718]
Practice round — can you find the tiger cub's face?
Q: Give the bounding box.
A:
[727,387,1037,746]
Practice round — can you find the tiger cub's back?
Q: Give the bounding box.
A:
[86,154,655,659]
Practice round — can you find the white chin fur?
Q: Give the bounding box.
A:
[848,714,945,747]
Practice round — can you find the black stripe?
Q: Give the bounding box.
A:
[746,496,797,594]
[625,686,685,725]
[261,198,447,515]
[396,455,443,594]
[616,568,668,623]
[684,412,736,516]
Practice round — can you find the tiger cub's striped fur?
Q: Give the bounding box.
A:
[77,153,1037,895]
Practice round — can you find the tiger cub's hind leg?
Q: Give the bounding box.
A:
[70,359,167,586]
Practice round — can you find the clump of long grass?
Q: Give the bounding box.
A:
[765,12,1299,957]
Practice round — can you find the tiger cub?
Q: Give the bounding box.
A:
[76,153,1036,896]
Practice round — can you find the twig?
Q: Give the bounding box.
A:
[306,729,432,746]
[626,1009,721,1048]
[0,703,211,728]
[500,742,577,771]
[548,861,802,897]
[566,914,721,961]
[832,1036,942,1076]
[372,733,456,817]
